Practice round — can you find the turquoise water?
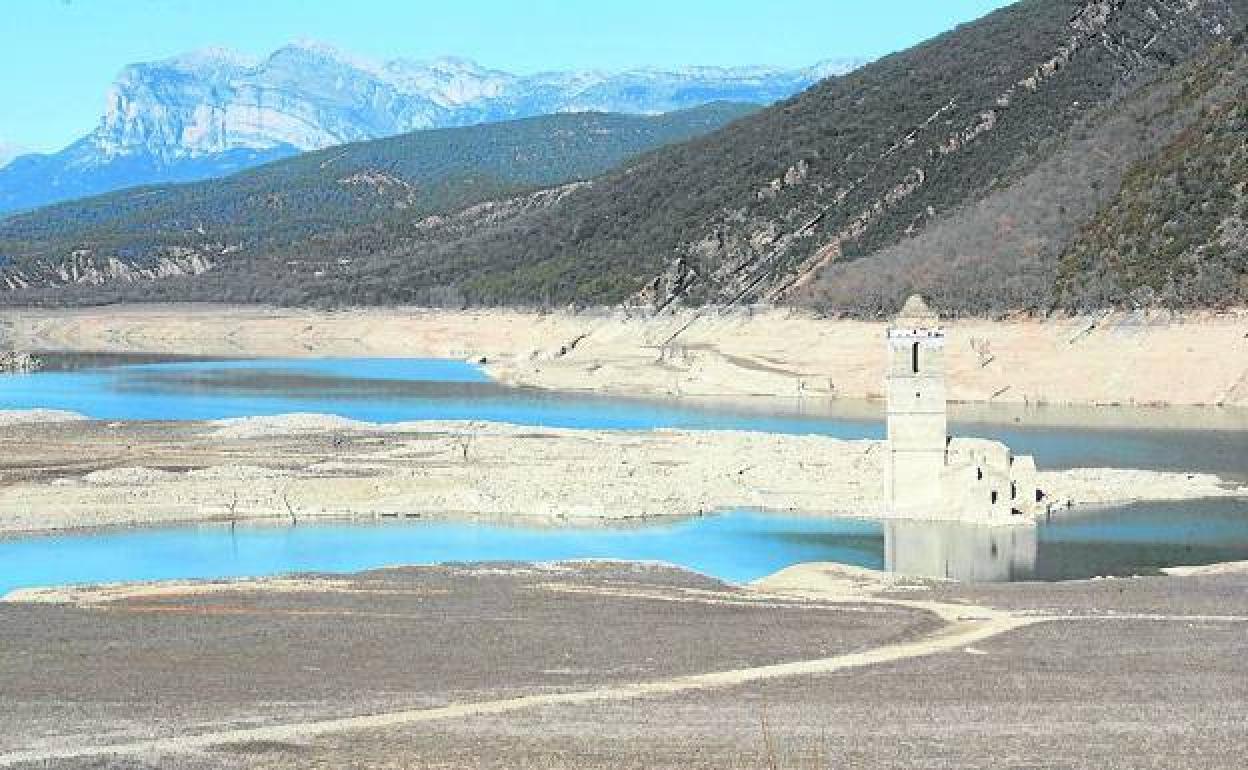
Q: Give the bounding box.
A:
[1,356,1244,473]
[0,356,880,436]
[0,513,884,594]
[4,501,1248,594]
[1,356,1246,591]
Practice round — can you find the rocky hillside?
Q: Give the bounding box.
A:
[1,0,1244,315]
[0,43,861,214]
[0,104,754,297]
[809,26,1248,317]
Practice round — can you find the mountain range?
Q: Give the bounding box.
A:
[1,0,1245,317]
[0,43,864,214]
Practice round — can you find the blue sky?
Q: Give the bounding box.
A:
[2,0,1015,155]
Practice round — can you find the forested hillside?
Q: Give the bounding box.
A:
[1,0,1245,316]
[1055,68,1247,310]
[807,31,1248,317]
[0,103,754,295]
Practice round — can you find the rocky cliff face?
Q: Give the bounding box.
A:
[0,249,217,292]
[0,43,863,214]
[93,44,856,159]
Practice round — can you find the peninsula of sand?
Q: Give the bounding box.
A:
[0,410,1244,536]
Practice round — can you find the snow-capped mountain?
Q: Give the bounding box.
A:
[0,43,867,214]
[0,141,21,170]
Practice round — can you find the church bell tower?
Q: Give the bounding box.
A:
[885,295,948,514]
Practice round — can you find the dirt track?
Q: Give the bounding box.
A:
[2,562,1246,769]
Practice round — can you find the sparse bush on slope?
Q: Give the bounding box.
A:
[1055,86,1248,311]
[807,39,1248,318]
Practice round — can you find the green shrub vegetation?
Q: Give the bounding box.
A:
[808,36,1248,318]
[0,103,755,299]
[1055,88,1247,310]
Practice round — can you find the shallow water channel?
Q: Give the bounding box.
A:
[4,502,1248,595]
[4,354,1246,474]
[1,355,1246,589]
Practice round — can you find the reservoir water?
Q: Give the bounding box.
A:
[2,355,1245,475]
[0,355,1245,591]
[4,501,1248,596]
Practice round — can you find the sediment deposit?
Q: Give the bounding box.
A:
[0,411,1242,535]
[3,304,1247,407]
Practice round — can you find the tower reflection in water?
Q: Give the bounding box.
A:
[884,520,1038,582]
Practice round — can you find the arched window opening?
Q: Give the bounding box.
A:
[911,342,920,374]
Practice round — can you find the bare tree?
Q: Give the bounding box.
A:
[453,422,482,462]
[969,337,995,368]
[282,489,299,527]
[225,491,240,535]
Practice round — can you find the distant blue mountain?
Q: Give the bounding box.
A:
[0,141,297,215]
[0,43,866,215]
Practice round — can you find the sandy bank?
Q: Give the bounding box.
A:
[0,412,1242,535]
[752,562,928,600]
[2,304,1247,408]
[1163,561,1248,577]
[0,409,86,426]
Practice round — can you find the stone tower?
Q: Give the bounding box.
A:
[885,295,948,514]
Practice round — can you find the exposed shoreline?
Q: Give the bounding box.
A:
[2,304,1245,543]
[2,303,1247,409]
[0,411,1243,538]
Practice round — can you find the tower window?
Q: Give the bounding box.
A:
[911,342,920,373]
